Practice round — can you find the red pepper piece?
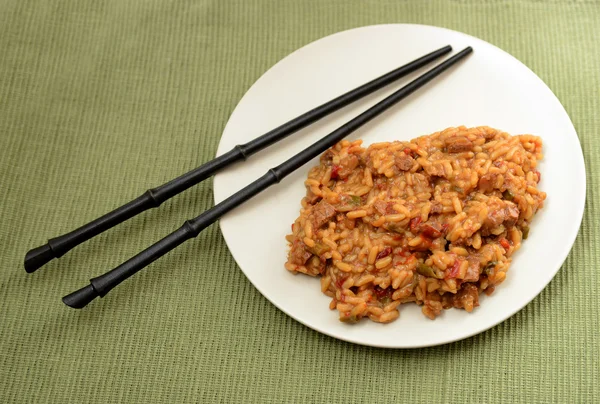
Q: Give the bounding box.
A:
[331,165,341,180]
[376,246,392,260]
[446,259,461,279]
[409,217,422,233]
[422,224,442,239]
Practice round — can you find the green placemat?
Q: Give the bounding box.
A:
[1,1,598,402]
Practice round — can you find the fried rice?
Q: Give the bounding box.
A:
[284,126,545,323]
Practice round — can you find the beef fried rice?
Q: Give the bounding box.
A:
[284,126,545,323]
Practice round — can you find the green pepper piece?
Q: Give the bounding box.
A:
[341,314,359,323]
[417,263,444,279]
[386,223,405,234]
[502,189,514,201]
[483,261,497,275]
[350,195,361,205]
[336,194,362,212]
[307,242,331,256]
[380,296,392,306]
[522,226,530,240]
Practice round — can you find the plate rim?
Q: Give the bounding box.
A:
[213,23,587,348]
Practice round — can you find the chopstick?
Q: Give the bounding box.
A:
[62,46,473,309]
[24,45,453,274]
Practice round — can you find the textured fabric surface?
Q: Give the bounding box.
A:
[1,1,598,403]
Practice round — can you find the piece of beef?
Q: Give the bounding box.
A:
[290,239,312,265]
[452,283,480,312]
[374,200,395,215]
[504,204,519,227]
[424,163,446,177]
[337,155,359,179]
[481,198,520,236]
[478,172,498,192]
[312,200,336,229]
[430,201,443,214]
[445,136,474,153]
[464,257,480,282]
[395,154,414,171]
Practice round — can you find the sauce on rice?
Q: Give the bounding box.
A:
[285,126,545,323]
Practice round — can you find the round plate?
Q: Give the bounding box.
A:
[213,24,585,348]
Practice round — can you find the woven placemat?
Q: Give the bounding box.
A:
[1,1,598,402]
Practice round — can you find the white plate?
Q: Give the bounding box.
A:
[213,24,585,348]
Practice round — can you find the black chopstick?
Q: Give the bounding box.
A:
[24,45,453,274]
[62,46,473,309]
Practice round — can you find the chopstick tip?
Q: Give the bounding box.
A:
[24,244,55,273]
[62,284,98,309]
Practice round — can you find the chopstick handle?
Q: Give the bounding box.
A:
[24,147,244,273]
[62,171,278,308]
[25,45,453,273]
[62,46,473,309]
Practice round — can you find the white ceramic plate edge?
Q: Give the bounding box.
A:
[213,24,586,348]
